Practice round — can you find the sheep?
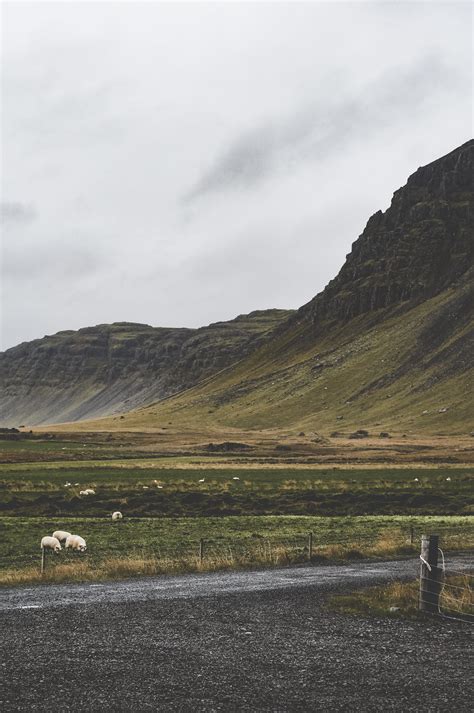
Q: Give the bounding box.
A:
[198,478,205,483]
[65,534,87,552]
[52,530,71,544]
[111,511,123,521]
[41,536,62,553]
[232,477,240,481]
[79,488,95,496]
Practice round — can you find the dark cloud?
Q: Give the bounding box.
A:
[0,201,37,224]
[186,55,459,202]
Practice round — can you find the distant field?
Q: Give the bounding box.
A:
[1,515,473,585]
[0,466,472,516]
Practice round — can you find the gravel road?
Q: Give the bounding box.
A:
[1,557,473,712]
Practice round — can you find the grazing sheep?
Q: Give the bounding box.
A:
[112,511,123,521]
[414,478,419,482]
[65,535,87,552]
[198,478,205,483]
[79,488,95,496]
[232,477,240,481]
[52,530,71,544]
[446,477,451,482]
[41,536,61,553]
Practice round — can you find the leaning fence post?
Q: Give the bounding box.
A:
[199,538,204,565]
[308,532,313,561]
[41,547,46,575]
[419,534,441,613]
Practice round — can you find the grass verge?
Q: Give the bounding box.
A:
[328,574,473,620]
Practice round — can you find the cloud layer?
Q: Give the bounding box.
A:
[1,1,472,350]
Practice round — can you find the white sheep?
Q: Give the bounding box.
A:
[65,534,87,552]
[79,488,95,496]
[41,536,62,553]
[52,530,71,544]
[232,477,240,481]
[111,511,123,521]
[198,478,205,483]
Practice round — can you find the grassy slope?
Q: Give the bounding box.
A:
[77,275,473,436]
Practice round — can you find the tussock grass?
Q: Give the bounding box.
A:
[329,574,473,619]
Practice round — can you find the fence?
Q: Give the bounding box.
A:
[419,534,473,623]
[0,522,472,581]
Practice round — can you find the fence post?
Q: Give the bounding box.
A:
[199,538,204,565]
[308,532,313,561]
[41,547,46,575]
[410,525,414,546]
[419,534,441,613]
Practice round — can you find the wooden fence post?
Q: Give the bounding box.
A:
[308,532,313,561]
[41,547,46,575]
[199,538,204,565]
[419,534,441,613]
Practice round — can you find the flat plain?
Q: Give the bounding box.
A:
[1,429,472,585]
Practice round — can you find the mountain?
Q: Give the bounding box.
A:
[0,310,292,425]
[2,140,473,433]
[93,139,473,435]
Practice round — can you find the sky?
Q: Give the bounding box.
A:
[1,0,472,351]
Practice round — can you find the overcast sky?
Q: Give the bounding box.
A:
[1,0,472,350]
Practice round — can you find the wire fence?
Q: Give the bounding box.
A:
[1,523,473,580]
[419,535,473,624]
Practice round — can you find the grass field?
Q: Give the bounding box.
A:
[1,514,473,586]
[1,465,472,517]
[1,432,472,586]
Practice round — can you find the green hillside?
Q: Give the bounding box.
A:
[93,140,473,436]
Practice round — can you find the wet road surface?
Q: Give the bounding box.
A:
[1,557,473,711]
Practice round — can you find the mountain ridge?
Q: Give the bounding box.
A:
[1,140,473,432]
[0,310,292,425]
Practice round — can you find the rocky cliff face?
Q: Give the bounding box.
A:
[0,310,291,425]
[301,140,473,326]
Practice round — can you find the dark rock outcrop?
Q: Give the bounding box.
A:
[301,140,473,326]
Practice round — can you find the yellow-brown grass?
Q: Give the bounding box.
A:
[0,544,305,586]
[329,574,473,618]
